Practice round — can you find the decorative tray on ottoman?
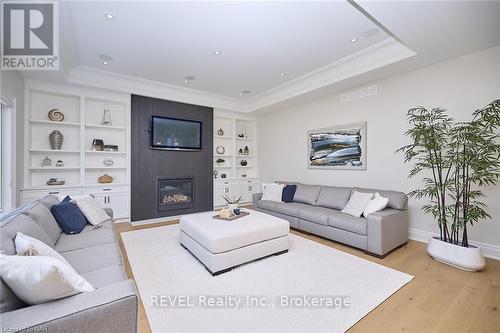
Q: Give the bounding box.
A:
[212,211,250,221]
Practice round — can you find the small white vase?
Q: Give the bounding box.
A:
[227,203,239,213]
[426,237,485,271]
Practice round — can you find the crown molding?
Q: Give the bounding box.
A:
[64,39,416,113]
[243,38,417,112]
[66,66,247,111]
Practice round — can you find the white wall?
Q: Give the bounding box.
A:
[0,71,25,206]
[257,46,500,250]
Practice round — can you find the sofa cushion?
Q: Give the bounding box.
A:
[0,278,26,313]
[61,243,123,274]
[81,265,127,289]
[328,212,367,235]
[80,220,113,232]
[275,202,310,217]
[24,201,61,244]
[51,197,88,235]
[298,206,338,226]
[1,214,54,253]
[354,187,407,210]
[293,184,321,205]
[55,228,117,253]
[257,200,279,211]
[316,186,352,210]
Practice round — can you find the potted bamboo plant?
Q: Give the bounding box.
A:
[397,100,500,271]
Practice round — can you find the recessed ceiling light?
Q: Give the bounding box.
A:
[98,54,113,65]
[184,80,189,84]
[214,51,221,55]
[104,13,114,20]
[239,90,252,96]
[351,37,357,43]
[280,73,286,77]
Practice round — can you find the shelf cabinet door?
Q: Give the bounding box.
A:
[107,192,129,220]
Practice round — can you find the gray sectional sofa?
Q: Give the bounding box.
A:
[253,183,409,257]
[0,195,138,333]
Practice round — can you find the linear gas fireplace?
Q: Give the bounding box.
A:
[157,177,194,212]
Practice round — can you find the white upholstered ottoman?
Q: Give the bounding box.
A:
[180,209,289,275]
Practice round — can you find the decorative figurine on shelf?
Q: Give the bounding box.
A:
[216,158,225,166]
[238,148,243,155]
[48,109,64,122]
[55,160,64,167]
[46,178,65,186]
[244,145,249,155]
[240,159,248,166]
[41,156,52,167]
[101,107,112,126]
[49,130,63,150]
[217,128,224,136]
[216,145,225,155]
[103,159,114,167]
[242,173,247,178]
[98,174,113,183]
[221,173,227,179]
[92,139,104,151]
[237,133,244,138]
[213,170,218,179]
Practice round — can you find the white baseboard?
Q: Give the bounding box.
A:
[409,228,500,261]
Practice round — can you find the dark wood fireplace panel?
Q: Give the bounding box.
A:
[131,95,213,221]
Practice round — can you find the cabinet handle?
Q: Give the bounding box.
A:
[103,188,111,191]
[108,196,110,203]
[49,191,59,195]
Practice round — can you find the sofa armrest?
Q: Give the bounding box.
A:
[252,192,263,208]
[366,209,409,256]
[0,280,138,333]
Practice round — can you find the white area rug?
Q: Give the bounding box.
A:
[122,225,413,333]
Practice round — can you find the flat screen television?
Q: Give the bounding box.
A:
[150,115,202,150]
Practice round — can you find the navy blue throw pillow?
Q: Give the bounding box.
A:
[282,185,297,203]
[50,196,88,234]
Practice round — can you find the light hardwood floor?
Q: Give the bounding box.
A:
[115,220,500,333]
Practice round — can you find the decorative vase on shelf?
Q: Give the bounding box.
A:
[238,148,243,155]
[98,174,113,183]
[101,107,112,126]
[55,160,64,167]
[41,156,52,167]
[49,130,63,150]
[244,146,249,155]
[240,159,248,166]
[217,128,224,136]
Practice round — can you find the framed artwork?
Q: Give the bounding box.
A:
[307,122,367,170]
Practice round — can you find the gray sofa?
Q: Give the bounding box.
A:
[0,195,138,333]
[253,183,409,257]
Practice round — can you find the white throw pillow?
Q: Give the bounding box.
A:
[74,196,111,226]
[363,193,389,217]
[0,254,94,305]
[261,183,285,202]
[341,191,374,218]
[15,232,71,266]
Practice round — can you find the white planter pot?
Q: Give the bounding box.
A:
[426,237,485,271]
[227,203,239,213]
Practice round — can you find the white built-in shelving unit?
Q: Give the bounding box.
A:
[213,111,260,207]
[21,81,131,221]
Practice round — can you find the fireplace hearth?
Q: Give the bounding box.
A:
[158,177,193,211]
